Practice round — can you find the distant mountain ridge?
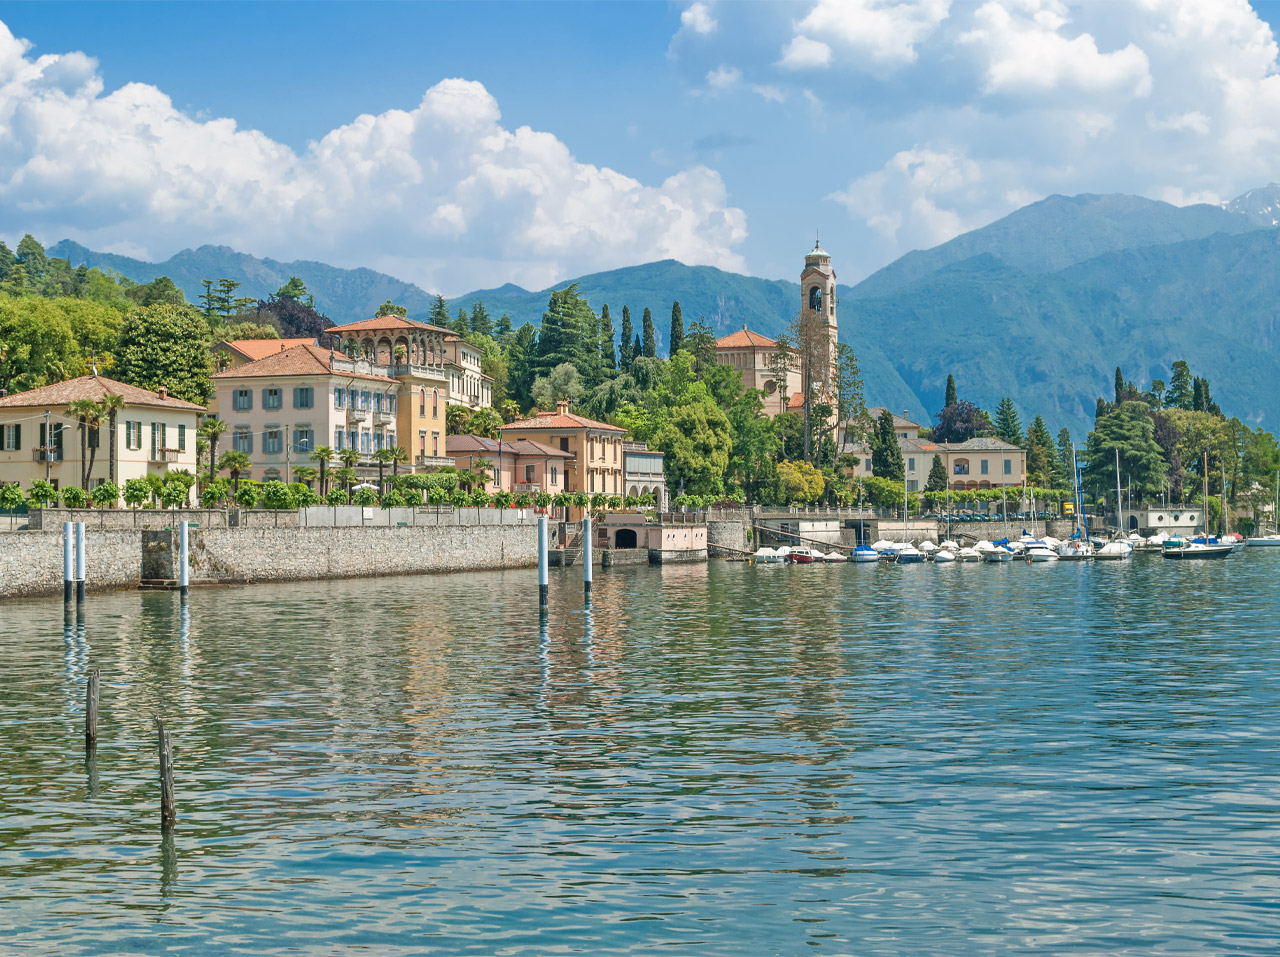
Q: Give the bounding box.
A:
[47,189,1279,437]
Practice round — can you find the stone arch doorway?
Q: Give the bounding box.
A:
[614,528,638,549]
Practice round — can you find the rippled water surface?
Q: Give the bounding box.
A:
[4,555,1280,955]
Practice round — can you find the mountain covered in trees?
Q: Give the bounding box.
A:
[44,189,1280,437]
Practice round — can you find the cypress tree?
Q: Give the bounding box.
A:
[632,333,643,363]
[669,301,684,357]
[1114,366,1125,405]
[454,308,470,335]
[925,454,948,492]
[599,303,617,371]
[495,313,513,342]
[619,306,635,369]
[1026,415,1056,485]
[944,374,957,409]
[871,409,905,481]
[469,301,492,337]
[641,308,656,358]
[428,294,451,329]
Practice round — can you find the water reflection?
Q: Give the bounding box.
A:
[2,556,1280,955]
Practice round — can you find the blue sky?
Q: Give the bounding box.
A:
[4,1,1280,295]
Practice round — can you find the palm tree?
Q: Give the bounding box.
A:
[292,465,318,487]
[472,457,494,490]
[337,448,361,494]
[66,399,106,490]
[199,417,228,485]
[372,448,396,493]
[333,467,357,496]
[389,445,409,479]
[101,393,126,486]
[311,445,334,495]
[217,450,251,496]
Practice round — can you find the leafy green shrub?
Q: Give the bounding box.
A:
[514,492,532,508]
[467,488,490,507]
[61,486,87,508]
[124,477,151,508]
[28,479,57,508]
[290,483,320,507]
[89,482,119,508]
[0,482,26,514]
[325,488,349,505]
[259,480,293,510]
[161,480,188,509]
[236,485,259,508]
[380,489,406,509]
[449,488,469,508]
[352,487,378,507]
[199,478,229,508]
[534,491,552,509]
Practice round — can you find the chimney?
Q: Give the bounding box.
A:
[556,400,570,415]
[157,386,168,401]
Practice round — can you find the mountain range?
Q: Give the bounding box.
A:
[46,188,1280,438]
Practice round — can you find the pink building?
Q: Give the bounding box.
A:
[445,434,571,495]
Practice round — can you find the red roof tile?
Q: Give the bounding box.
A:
[501,404,627,433]
[716,327,777,349]
[217,338,315,361]
[0,375,205,411]
[211,343,396,383]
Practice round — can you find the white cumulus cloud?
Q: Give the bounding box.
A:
[680,2,718,35]
[0,21,747,297]
[783,0,951,70]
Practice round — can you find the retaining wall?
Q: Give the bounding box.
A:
[0,529,145,598]
[707,518,749,557]
[942,519,1075,542]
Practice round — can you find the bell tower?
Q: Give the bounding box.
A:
[800,238,839,393]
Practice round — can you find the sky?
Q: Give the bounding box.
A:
[5,0,1280,296]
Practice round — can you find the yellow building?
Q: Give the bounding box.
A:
[0,375,204,500]
[499,401,627,496]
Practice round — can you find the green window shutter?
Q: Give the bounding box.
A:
[13,423,19,450]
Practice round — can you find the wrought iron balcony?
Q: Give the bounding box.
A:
[415,454,454,468]
[32,447,62,462]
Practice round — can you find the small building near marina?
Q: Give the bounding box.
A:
[1109,507,1203,536]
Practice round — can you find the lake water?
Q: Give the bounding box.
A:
[3,555,1280,955]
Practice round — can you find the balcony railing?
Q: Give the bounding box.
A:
[513,482,541,494]
[32,447,62,462]
[346,407,370,421]
[373,410,396,424]
[150,448,179,464]
[415,454,454,468]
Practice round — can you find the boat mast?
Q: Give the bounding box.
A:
[1002,484,1008,542]
[1221,462,1229,537]
[1071,444,1082,540]
[1115,448,1123,539]
[1203,449,1210,538]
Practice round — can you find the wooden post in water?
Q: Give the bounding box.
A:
[155,718,175,826]
[85,668,99,746]
[537,515,549,608]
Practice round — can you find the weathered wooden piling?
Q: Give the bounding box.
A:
[85,668,99,746]
[155,718,175,826]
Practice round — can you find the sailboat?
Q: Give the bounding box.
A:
[1164,451,1234,559]
[1058,443,1094,559]
[853,483,878,562]
[1247,470,1280,547]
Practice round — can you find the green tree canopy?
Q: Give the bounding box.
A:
[994,396,1023,446]
[115,303,212,404]
[871,408,905,480]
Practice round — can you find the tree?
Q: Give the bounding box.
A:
[218,450,251,496]
[669,301,684,357]
[310,445,333,495]
[445,404,472,435]
[531,362,583,408]
[469,300,492,337]
[388,445,409,479]
[115,303,213,403]
[1167,360,1194,410]
[1114,366,1126,406]
[428,294,450,328]
[101,392,126,486]
[66,399,106,490]
[994,396,1023,446]
[775,460,825,504]
[29,479,57,508]
[0,481,25,528]
[619,306,635,369]
[926,454,948,492]
[467,407,503,439]
[274,276,311,304]
[15,234,48,278]
[377,300,407,318]
[372,448,396,492]
[651,396,732,499]
[454,308,469,335]
[495,313,513,342]
[1057,428,1075,485]
[1083,401,1167,502]
[1025,415,1057,486]
[684,319,718,373]
[599,303,617,371]
[199,417,228,484]
[932,400,986,444]
[641,307,656,358]
[870,408,905,480]
[504,323,538,408]
[944,374,957,409]
[835,342,866,427]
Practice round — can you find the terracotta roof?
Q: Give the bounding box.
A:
[0,374,205,412]
[334,315,425,332]
[446,434,572,458]
[787,392,805,410]
[716,327,777,349]
[501,404,627,433]
[211,343,396,383]
[217,338,315,361]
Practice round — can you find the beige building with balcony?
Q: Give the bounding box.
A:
[445,434,571,495]
[623,442,667,509]
[901,437,1027,492]
[0,375,204,499]
[499,400,627,497]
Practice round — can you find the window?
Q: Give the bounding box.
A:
[432,389,439,417]
[2,423,19,451]
[40,423,64,456]
[559,437,569,452]
[294,387,314,409]
[388,394,396,413]
[908,457,915,471]
[294,429,313,453]
[334,387,345,410]
[551,466,558,485]
[361,390,371,410]
[264,430,283,454]
[150,422,166,457]
[980,459,989,475]
[809,285,822,310]
[907,480,919,492]
[1004,459,1012,475]
[263,388,282,410]
[125,420,142,450]
[374,393,383,412]
[419,389,426,416]
[177,424,186,452]
[525,464,535,482]
[419,430,426,456]
[432,432,439,456]
[348,430,357,451]
[360,431,371,454]
[233,429,252,454]
[334,429,344,451]
[233,389,252,411]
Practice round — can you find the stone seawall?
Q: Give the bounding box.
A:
[0,524,537,600]
[707,518,749,557]
[942,519,1075,542]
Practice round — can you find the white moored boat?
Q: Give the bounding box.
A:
[1024,542,1059,562]
[933,549,956,563]
[753,547,783,564]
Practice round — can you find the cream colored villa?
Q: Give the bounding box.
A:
[0,375,204,499]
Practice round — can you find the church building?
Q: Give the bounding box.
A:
[714,240,841,419]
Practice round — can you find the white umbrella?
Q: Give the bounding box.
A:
[351,482,377,490]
